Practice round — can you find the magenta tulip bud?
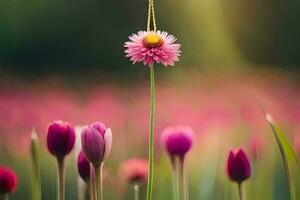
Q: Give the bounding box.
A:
[119,159,148,184]
[77,150,91,182]
[81,122,112,167]
[161,126,195,161]
[0,167,18,195]
[227,149,251,183]
[47,120,76,158]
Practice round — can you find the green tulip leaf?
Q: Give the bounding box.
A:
[266,113,300,200]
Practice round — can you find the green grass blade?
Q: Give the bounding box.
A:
[30,128,42,200]
[266,114,300,200]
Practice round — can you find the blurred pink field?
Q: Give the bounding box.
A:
[0,72,299,154]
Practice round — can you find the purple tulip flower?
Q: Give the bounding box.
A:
[81,122,112,200]
[161,126,195,161]
[227,149,251,183]
[161,126,194,200]
[81,122,112,167]
[47,121,76,158]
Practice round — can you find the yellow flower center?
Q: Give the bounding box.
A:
[144,34,163,47]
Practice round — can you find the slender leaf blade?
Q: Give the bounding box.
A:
[266,113,300,200]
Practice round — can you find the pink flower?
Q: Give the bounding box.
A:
[161,126,195,161]
[124,31,181,66]
[0,167,18,195]
[119,159,148,184]
[248,134,264,160]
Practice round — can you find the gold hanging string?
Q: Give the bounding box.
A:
[147,0,152,32]
[151,0,157,32]
[147,0,157,32]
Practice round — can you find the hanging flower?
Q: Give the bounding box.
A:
[124,31,181,67]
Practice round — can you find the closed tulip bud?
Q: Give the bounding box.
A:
[227,149,251,183]
[81,126,105,167]
[81,122,112,200]
[81,123,112,167]
[119,159,148,184]
[47,120,75,200]
[161,126,195,162]
[77,151,91,182]
[161,126,194,200]
[0,167,18,195]
[91,122,112,161]
[47,121,76,158]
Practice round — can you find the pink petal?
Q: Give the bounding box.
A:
[103,128,112,161]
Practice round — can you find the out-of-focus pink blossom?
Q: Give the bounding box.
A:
[161,126,195,161]
[119,159,148,184]
[0,167,18,195]
[248,134,264,160]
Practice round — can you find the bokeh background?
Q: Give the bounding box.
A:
[0,0,300,199]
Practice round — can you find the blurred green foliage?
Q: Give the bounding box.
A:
[0,0,300,75]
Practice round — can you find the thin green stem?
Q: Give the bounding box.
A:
[238,183,245,200]
[134,184,139,200]
[87,182,93,200]
[95,164,103,200]
[57,157,65,200]
[90,164,96,200]
[179,159,187,200]
[85,180,91,200]
[146,65,155,200]
[172,160,180,200]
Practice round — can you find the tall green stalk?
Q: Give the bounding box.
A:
[238,183,244,200]
[95,164,103,200]
[179,159,187,200]
[146,65,155,200]
[90,164,96,200]
[172,160,180,200]
[57,158,65,200]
